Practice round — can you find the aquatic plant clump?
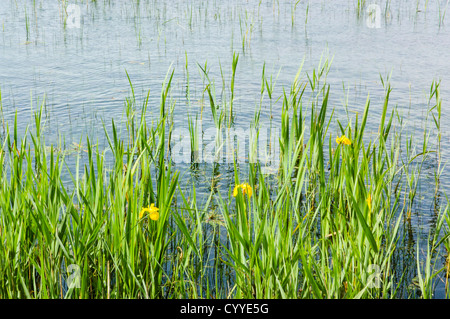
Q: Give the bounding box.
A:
[0,58,449,299]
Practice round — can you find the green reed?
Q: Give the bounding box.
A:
[0,56,449,299]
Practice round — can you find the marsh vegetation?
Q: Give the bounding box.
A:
[0,0,449,299]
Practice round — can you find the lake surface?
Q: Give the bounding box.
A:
[1,0,450,298]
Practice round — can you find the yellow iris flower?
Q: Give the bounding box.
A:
[366,194,372,211]
[233,183,253,198]
[139,203,160,221]
[336,135,351,145]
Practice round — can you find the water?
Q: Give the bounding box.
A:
[1,0,450,298]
